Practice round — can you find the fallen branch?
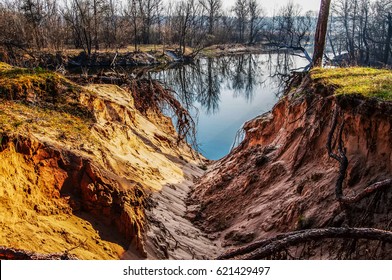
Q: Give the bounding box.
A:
[219,227,392,260]
[218,230,308,260]
[110,51,118,67]
[275,45,312,63]
[273,45,312,71]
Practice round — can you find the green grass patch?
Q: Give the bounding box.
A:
[310,67,392,101]
[0,62,93,120]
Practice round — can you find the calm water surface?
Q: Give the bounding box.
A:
[152,53,308,160]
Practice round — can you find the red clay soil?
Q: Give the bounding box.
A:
[188,75,392,259]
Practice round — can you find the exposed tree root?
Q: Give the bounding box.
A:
[342,179,392,204]
[218,227,392,260]
[0,246,78,260]
[326,107,348,200]
[326,106,392,204]
[217,231,303,260]
[130,78,197,147]
[67,72,197,148]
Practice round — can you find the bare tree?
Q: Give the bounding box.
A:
[92,0,104,50]
[0,1,29,56]
[43,0,66,50]
[173,0,204,55]
[232,0,248,43]
[327,0,392,66]
[20,0,47,50]
[102,0,119,48]
[137,0,162,44]
[199,0,221,36]
[62,0,94,56]
[125,0,140,50]
[247,0,264,45]
[174,0,192,55]
[265,3,314,67]
[161,1,174,51]
[215,10,236,43]
[332,0,356,62]
[383,12,392,64]
[267,3,313,48]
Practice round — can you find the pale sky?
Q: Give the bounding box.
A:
[221,0,321,15]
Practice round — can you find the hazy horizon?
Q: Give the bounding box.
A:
[220,0,321,15]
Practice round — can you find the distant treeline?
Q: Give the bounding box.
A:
[0,0,391,66]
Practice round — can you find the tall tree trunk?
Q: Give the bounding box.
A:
[313,0,332,67]
[362,7,370,65]
[93,0,99,50]
[351,0,358,62]
[383,13,392,65]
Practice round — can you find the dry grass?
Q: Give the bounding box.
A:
[0,101,93,144]
[0,63,92,117]
[311,67,392,101]
[0,62,95,144]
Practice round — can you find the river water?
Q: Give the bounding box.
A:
[151,53,308,160]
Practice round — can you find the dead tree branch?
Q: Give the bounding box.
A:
[219,227,392,260]
[218,230,307,260]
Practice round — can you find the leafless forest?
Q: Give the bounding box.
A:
[0,0,390,66]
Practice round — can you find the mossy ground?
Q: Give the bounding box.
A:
[0,62,94,143]
[311,67,392,101]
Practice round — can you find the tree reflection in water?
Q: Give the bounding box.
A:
[151,54,269,115]
[150,53,307,159]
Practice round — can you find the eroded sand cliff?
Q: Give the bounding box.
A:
[0,63,216,260]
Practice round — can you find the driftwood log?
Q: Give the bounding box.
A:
[218,227,392,260]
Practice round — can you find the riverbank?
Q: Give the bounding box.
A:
[201,43,267,58]
[0,44,268,70]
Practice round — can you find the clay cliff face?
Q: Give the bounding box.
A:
[189,74,392,259]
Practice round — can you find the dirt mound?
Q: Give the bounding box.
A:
[189,73,392,259]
